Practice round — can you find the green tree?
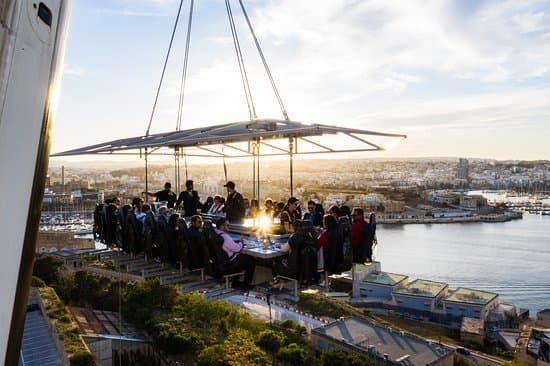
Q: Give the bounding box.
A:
[69,351,97,366]
[33,256,64,285]
[256,329,286,353]
[151,320,204,356]
[223,329,270,366]
[123,279,178,327]
[277,343,307,366]
[320,349,371,366]
[197,344,228,366]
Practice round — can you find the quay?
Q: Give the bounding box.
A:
[379,212,522,224]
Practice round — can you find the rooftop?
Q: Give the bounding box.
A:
[69,307,148,341]
[20,304,61,366]
[539,309,550,316]
[313,317,452,366]
[393,279,447,298]
[363,271,408,286]
[445,287,498,305]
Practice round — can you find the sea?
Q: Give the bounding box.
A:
[377,213,550,315]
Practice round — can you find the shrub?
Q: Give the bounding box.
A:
[31,275,46,288]
[277,343,307,366]
[33,256,64,285]
[223,329,270,366]
[256,329,286,353]
[197,344,228,366]
[320,349,371,366]
[69,351,96,366]
[151,321,205,355]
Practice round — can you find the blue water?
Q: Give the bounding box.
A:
[376,214,550,315]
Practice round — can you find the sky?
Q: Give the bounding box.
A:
[52,0,550,161]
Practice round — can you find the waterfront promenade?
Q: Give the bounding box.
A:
[378,212,522,224]
[378,214,550,314]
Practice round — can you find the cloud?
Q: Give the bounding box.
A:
[353,87,550,133]
[251,0,550,88]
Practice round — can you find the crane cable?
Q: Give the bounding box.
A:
[145,0,186,137]
[238,0,289,121]
[176,0,195,131]
[225,0,257,121]
[174,0,194,192]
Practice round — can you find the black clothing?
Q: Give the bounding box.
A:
[274,223,317,282]
[227,254,256,285]
[104,204,118,246]
[303,211,323,227]
[177,190,200,216]
[325,228,343,275]
[142,211,157,259]
[125,211,143,254]
[166,224,186,268]
[154,189,177,209]
[225,191,245,222]
[338,216,352,272]
[187,226,211,271]
[157,216,170,263]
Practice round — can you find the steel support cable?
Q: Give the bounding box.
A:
[184,151,189,181]
[144,0,185,195]
[145,0,185,137]
[238,0,289,120]
[225,0,257,121]
[175,0,194,194]
[222,145,228,181]
[176,0,195,131]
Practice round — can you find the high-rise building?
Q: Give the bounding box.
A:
[457,158,469,180]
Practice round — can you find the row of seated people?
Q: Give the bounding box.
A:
[94,197,256,289]
[94,196,375,289]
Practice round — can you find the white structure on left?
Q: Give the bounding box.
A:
[0,1,70,364]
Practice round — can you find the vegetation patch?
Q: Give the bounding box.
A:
[297,292,349,319]
[38,287,96,365]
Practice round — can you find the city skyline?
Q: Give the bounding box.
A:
[52,0,550,161]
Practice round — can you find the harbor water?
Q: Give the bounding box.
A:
[377,214,550,315]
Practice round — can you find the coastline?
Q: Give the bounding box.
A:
[378,212,523,224]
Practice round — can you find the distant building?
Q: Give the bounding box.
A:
[392,279,448,313]
[311,317,454,366]
[37,231,94,253]
[443,287,499,321]
[460,317,485,345]
[360,272,408,300]
[426,190,460,205]
[460,194,487,209]
[457,158,469,180]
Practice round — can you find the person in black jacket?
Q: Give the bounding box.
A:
[143,182,177,208]
[224,181,245,222]
[104,203,118,247]
[177,180,200,217]
[186,215,211,272]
